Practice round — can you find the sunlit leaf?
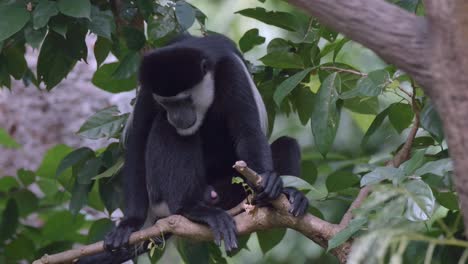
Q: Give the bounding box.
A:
[404,180,435,221]
[361,167,403,187]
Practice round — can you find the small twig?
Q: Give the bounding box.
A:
[387,86,420,167]
[320,66,368,76]
[227,198,248,216]
[339,186,371,228]
[340,82,420,228]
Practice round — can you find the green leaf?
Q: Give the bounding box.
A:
[77,106,129,139]
[89,6,115,40]
[0,62,12,89]
[87,218,114,243]
[92,62,137,93]
[77,157,102,184]
[70,182,92,215]
[56,147,94,178]
[37,144,73,178]
[281,175,315,192]
[267,38,291,53]
[402,149,426,175]
[112,52,141,79]
[37,32,77,90]
[122,26,146,51]
[361,167,403,187]
[340,70,390,99]
[4,46,27,79]
[257,228,286,254]
[344,96,379,115]
[4,234,35,261]
[433,191,458,211]
[12,190,38,217]
[300,160,317,185]
[0,127,20,148]
[147,12,177,44]
[24,25,47,49]
[32,0,58,29]
[259,51,304,69]
[239,28,265,53]
[390,0,419,12]
[94,157,124,180]
[328,218,366,251]
[273,68,312,106]
[388,103,414,133]
[0,176,20,192]
[42,211,85,241]
[94,37,111,68]
[361,107,390,147]
[99,175,124,212]
[49,15,68,37]
[326,170,360,192]
[177,240,209,264]
[175,1,196,30]
[420,101,444,142]
[236,7,299,32]
[311,73,341,156]
[17,169,35,186]
[414,158,453,177]
[0,3,30,42]
[57,0,91,18]
[404,180,435,221]
[0,199,19,241]
[292,86,315,125]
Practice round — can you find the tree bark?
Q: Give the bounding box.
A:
[425,0,468,236]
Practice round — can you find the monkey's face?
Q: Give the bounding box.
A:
[140,48,215,136]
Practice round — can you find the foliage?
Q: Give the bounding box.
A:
[0,0,464,263]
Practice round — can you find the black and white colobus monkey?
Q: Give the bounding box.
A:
[79,34,308,263]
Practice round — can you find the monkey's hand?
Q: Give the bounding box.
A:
[253,171,283,204]
[184,205,238,252]
[282,187,309,217]
[104,218,143,252]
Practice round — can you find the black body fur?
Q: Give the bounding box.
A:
[78,34,308,263]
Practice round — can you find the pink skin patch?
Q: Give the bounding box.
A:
[211,190,218,199]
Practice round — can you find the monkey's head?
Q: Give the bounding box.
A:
[139,47,215,136]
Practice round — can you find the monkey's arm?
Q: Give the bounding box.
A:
[105,88,156,251]
[218,56,282,203]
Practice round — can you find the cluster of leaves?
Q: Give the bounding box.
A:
[0,0,205,91]
[0,0,465,263]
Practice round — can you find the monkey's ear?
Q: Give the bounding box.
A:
[201,59,208,75]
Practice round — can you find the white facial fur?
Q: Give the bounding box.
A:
[156,72,215,136]
[232,55,268,135]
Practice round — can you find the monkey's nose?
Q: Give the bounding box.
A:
[167,110,196,129]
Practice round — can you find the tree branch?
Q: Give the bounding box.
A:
[287,0,433,92]
[33,162,350,264]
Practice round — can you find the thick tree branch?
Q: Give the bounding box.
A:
[424,0,468,238]
[34,162,351,264]
[287,0,432,92]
